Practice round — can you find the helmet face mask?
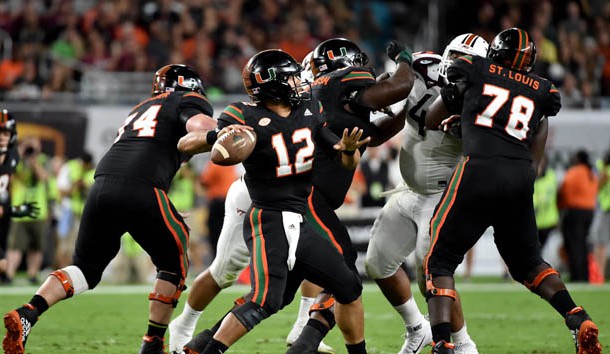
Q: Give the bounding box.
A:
[487,28,537,73]
[243,49,308,106]
[439,33,489,79]
[152,64,206,96]
[311,38,369,78]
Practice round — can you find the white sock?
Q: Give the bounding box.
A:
[294,296,316,328]
[394,296,425,327]
[451,324,471,343]
[177,303,203,330]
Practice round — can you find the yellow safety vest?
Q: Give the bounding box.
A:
[533,169,559,229]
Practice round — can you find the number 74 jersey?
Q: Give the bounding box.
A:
[445,54,561,161]
[218,100,337,214]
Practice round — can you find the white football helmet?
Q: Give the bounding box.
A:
[301,51,314,83]
[439,33,489,79]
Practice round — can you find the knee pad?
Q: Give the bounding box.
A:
[148,271,186,308]
[51,266,89,298]
[523,266,560,292]
[425,274,456,301]
[232,301,271,331]
[309,294,336,329]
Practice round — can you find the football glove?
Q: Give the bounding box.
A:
[12,202,40,218]
[386,40,413,65]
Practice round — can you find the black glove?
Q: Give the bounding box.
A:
[12,202,40,218]
[386,40,413,65]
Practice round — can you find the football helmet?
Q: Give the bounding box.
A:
[152,64,206,96]
[311,38,369,78]
[439,33,489,79]
[487,28,537,73]
[242,49,304,105]
[0,109,17,153]
[301,51,314,83]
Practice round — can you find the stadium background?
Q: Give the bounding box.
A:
[0,0,608,284]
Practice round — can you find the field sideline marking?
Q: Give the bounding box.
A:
[2,282,609,295]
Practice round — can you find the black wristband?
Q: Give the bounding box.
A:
[343,149,356,156]
[206,130,218,145]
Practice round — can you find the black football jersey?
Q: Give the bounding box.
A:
[0,146,19,209]
[96,92,213,191]
[218,100,339,214]
[444,55,561,161]
[310,66,378,209]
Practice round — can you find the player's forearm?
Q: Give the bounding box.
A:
[177,130,216,154]
[529,118,548,172]
[360,63,414,109]
[425,96,450,130]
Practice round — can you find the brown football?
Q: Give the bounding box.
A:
[211,129,257,166]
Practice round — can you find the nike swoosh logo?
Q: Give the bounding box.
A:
[411,336,425,353]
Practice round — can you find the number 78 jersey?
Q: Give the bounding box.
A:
[446,55,561,161]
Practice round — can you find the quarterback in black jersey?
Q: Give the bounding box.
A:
[184,49,370,354]
[287,37,416,353]
[0,110,39,284]
[423,28,601,354]
[3,65,223,354]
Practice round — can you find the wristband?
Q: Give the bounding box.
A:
[343,149,356,156]
[395,49,413,65]
[206,130,218,145]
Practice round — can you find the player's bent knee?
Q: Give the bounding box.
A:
[51,265,90,298]
[209,260,243,289]
[232,301,271,331]
[333,277,363,305]
[148,270,186,308]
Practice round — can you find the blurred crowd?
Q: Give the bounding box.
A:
[0,0,608,108]
[452,0,610,109]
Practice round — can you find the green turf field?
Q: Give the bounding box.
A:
[1,282,608,353]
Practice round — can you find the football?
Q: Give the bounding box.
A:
[211,129,257,166]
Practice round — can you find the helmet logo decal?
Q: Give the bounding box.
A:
[327,47,348,60]
[254,68,277,84]
[177,75,184,86]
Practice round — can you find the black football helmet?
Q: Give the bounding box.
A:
[0,109,17,153]
[311,38,369,78]
[487,28,537,73]
[152,64,206,96]
[242,49,305,105]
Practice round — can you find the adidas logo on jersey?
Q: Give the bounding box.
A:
[304,109,312,116]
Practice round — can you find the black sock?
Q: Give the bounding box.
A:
[346,340,366,354]
[431,323,451,343]
[550,290,577,317]
[286,319,328,353]
[202,338,228,354]
[146,320,168,339]
[29,294,49,316]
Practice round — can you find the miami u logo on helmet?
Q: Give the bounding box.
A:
[254,68,277,84]
[327,47,348,60]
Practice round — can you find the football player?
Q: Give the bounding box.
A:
[167,51,335,354]
[2,64,241,354]
[285,37,416,354]
[365,34,488,354]
[182,49,370,354]
[0,110,39,284]
[424,28,602,354]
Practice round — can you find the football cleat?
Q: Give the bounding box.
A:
[286,324,335,354]
[431,340,455,354]
[139,335,166,354]
[168,317,195,354]
[182,328,214,354]
[3,304,38,354]
[398,319,433,354]
[565,307,602,354]
[453,338,479,354]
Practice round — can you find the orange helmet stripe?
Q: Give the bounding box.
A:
[464,34,477,46]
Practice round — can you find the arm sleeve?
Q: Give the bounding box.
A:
[543,84,562,117]
[178,93,214,125]
[340,67,377,112]
[217,103,246,129]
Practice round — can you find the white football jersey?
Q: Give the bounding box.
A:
[398,52,462,195]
